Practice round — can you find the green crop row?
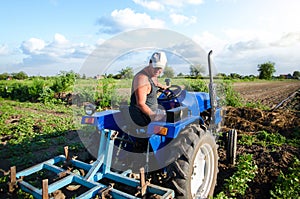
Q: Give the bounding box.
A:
[215,154,258,198]
[270,157,300,198]
[0,98,83,168]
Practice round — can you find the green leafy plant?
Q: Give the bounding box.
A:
[270,157,300,198]
[238,134,256,146]
[215,154,258,198]
[28,79,45,102]
[183,79,208,92]
[256,131,286,147]
[245,101,270,110]
[219,81,243,107]
[50,71,76,93]
[95,78,116,108]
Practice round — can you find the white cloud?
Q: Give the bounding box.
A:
[17,33,94,75]
[132,0,204,10]
[170,13,197,25]
[227,39,267,52]
[20,33,93,58]
[96,38,105,46]
[223,28,268,43]
[271,32,300,47]
[156,0,203,7]
[191,29,300,76]
[21,38,45,54]
[132,0,164,11]
[97,8,165,34]
[54,33,69,44]
[193,31,227,53]
[111,8,163,28]
[0,44,9,55]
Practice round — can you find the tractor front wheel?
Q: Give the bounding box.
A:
[165,124,218,198]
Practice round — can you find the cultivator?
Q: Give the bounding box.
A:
[9,128,174,199]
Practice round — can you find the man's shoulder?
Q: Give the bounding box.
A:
[135,71,148,80]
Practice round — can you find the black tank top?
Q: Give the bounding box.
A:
[129,71,158,126]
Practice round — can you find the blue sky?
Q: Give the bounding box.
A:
[1,0,300,76]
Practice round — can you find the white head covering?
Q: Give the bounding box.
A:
[150,51,167,69]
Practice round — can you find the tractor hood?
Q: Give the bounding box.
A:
[178,90,211,116]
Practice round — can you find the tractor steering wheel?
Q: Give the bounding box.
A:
[159,85,182,100]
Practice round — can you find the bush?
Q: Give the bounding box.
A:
[0,79,46,102]
[10,83,30,102]
[50,71,76,93]
[28,79,45,102]
[219,81,243,107]
[183,79,208,92]
[95,78,116,108]
[38,87,57,104]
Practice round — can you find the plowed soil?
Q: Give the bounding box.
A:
[215,80,300,198]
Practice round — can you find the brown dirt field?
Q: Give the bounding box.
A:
[232,80,300,109]
[215,80,300,198]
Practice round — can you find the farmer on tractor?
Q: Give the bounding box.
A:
[129,51,168,127]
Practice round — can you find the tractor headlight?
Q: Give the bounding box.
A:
[84,103,96,115]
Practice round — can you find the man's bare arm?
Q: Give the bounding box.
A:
[134,75,155,117]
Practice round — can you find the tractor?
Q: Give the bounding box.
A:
[9,50,224,199]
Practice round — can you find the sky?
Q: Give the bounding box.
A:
[1,0,300,76]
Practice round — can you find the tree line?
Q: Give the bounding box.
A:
[1,61,299,81]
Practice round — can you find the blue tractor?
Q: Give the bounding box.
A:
[10,51,222,199]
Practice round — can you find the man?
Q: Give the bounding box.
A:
[129,51,168,127]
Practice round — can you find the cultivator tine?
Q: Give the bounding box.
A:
[42,179,48,199]
[138,167,150,197]
[98,183,114,199]
[9,166,17,192]
[64,146,70,161]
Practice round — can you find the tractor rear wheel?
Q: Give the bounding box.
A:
[165,124,218,198]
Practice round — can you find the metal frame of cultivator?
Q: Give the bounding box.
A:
[9,128,174,199]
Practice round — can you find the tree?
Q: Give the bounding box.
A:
[162,66,174,78]
[12,71,28,80]
[0,72,9,80]
[177,72,185,77]
[258,61,276,80]
[190,64,205,77]
[217,73,227,78]
[230,73,242,79]
[292,71,300,79]
[119,67,134,79]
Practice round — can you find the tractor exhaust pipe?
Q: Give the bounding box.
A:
[208,50,217,129]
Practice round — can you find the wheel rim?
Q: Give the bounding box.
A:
[191,143,215,198]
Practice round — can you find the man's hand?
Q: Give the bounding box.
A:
[158,84,169,90]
